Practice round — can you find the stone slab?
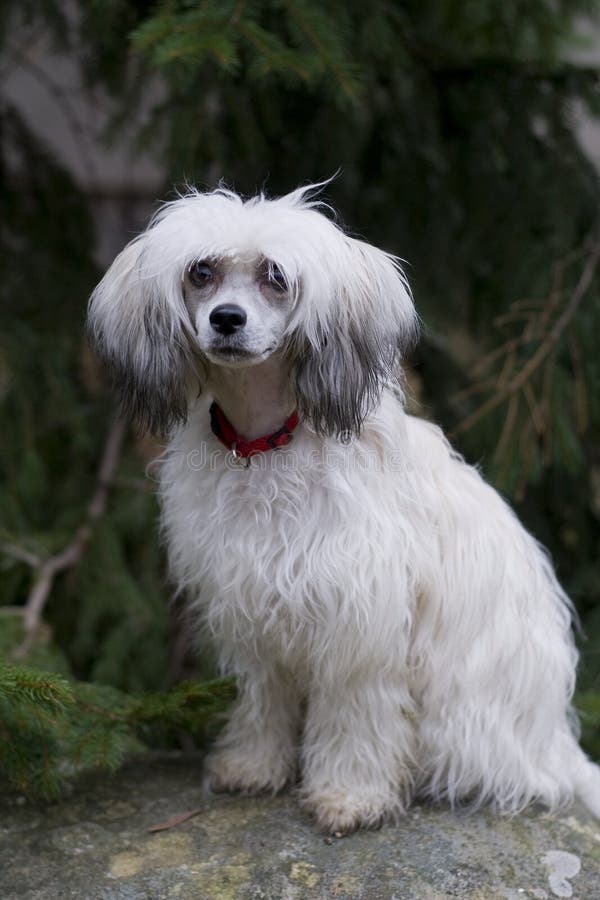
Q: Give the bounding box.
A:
[1,754,600,899]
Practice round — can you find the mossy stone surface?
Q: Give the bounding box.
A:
[2,754,600,899]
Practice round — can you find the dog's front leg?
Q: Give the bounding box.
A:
[204,665,300,795]
[301,674,415,833]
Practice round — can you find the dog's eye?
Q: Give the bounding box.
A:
[266,264,287,292]
[188,260,213,287]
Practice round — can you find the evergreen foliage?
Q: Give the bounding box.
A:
[2,0,600,793]
[0,654,235,798]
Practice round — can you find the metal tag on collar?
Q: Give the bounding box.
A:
[229,442,251,469]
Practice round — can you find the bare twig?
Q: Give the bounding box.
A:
[494,393,520,464]
[454,376,498,404]
[11,414,127,659]
[454,240,600,436]
[497,345,517,390]
[541,354,556,467]
[0,543,42,569]
[147,808,204,833]
[515,418,536,503]
[567,330,588,434]
[522,381,544,437]
[470,335,525,377]
[510,297,545,311]
[493,309,536,329]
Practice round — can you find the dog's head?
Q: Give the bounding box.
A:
[88,184,418,437]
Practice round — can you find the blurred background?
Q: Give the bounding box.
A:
[2,1,600,793]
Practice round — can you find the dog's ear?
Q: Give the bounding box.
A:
[88,236,197,436]
[290,238,418,438]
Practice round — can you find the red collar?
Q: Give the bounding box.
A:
[209,402,299,461]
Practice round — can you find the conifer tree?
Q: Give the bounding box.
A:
[2,0,600,792]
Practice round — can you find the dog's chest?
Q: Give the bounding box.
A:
[162,440,393,662]
[161,420,421,672]
[188,457,341,602]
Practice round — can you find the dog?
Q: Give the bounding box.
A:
[88,183,600,832]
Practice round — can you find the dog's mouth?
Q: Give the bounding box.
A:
[212,346,253,359]
[206,343,276,366]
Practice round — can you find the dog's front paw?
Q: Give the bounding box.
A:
[204,748,293,796]
[302,788,402,834]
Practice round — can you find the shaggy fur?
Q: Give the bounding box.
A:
[88,183,600,832]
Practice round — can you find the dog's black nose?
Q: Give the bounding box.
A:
[209,304,247,335]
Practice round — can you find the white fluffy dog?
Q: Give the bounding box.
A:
[89,183,600,832]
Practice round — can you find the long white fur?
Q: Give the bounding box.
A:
[89,184,600,832]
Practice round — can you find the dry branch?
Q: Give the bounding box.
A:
[4,42,98,183]
[10,413,127,659]
[454,239,600,437]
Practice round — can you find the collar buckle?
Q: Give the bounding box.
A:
[229,442,252,469]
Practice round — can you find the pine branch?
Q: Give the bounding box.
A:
[0,659,236,798]
[283,1,361,101]
[0,664,73,708]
